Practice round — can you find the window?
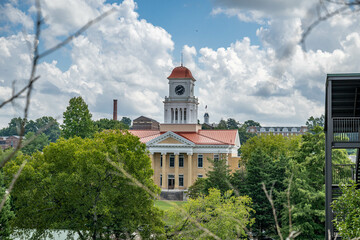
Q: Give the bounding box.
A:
[160,155,162,168]
[198,154,203,168]
[198,175,203,178]
[179,175,184,187]
[179,154,184,167]
[184,108,187,121]
[213,154,219,162]
[170,154,175,167]
[160,174,162,186]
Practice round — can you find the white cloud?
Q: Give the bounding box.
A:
[0,0,174,128]
[0,3,33,31]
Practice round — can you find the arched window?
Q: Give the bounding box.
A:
[175,109,178,122]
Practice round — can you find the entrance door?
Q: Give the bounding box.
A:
[168,175,175,189]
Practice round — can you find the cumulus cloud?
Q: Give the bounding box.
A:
[2,0,360,129]
[0,0,174,127]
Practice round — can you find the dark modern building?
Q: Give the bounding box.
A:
[325,73,360,239]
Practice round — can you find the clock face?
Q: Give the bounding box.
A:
[175,85,185,95]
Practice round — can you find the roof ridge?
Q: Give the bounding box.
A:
[197,132,229,145]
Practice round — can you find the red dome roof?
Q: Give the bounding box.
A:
[168,66,195,80]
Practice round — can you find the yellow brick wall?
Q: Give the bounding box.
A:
[151,152,240,189]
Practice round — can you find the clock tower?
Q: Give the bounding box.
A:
[163,66,199,124]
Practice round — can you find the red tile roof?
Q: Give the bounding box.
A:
[129,129,238,145]
[168,66,195,80]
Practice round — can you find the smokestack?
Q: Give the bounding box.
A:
[113,99,118,121]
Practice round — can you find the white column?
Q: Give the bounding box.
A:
[187,153,193,187]
[162,152,167,189]
[174,152,179,189]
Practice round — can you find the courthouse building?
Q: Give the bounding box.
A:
[129,66,240,199]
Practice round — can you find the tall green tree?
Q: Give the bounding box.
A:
[204,157,232,195]
[281,126,350,239]
[165,188,254,239]
[187,157,232,198]
[61,96,94,139]
[4,130,164,239]
[234,134,300,238]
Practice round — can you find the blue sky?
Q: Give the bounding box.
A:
[1,0,360,128]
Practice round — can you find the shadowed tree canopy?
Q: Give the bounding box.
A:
[61,96,94,139]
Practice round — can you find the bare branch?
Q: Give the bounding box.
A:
[262,182,283,240]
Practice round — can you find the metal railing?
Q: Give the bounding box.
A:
[332,164,356,184]
[333,117,360,142]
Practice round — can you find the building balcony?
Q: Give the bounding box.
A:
[332,117,360,145]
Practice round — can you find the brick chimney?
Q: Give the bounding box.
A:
[113,99,117,121]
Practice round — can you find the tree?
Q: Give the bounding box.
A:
[215,119,227,129]
[120,117,132,127]
[332,182,360,239]
[305,115,324,131]
[234,134,301,238]
[35,116,61,142]
[187,178,207,199]
[93,118,129,132]
[165,188,254,239]
[0,169,15,240]
[21,132,50,155]
[0,117,24,136]
[243,120,261,127]
[227,118,239,129]
[282,126,351,239]
[4,130,164,239]
[61,96,95,139]
[204,157,232,195]
[187,157,232,198]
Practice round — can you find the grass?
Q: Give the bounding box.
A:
[155,200,186,211]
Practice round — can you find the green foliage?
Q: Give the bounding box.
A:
[94,118,129,132]
[215,119,227,129]
[0,117,23,136]
[4,130,164,239]
[204,157,232,195]
[234,134,300,238]
[21,132,50,155]
[243,120,261,127]
[227,118,239,129]
[187,157,231,198]
[306,115,324,131]
[34,116,61,142]
[332,182,360,239]
[187,178,207,199]
[165,188,254,239]
[120,117,131,127]
[61,96,94,139]
[0,170,15,240]
[0,117,61,143]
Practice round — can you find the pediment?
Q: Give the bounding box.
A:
[146,131,195,147]
[158,137,183,144]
